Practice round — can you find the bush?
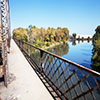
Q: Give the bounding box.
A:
[81,37,84,40]
[35,43,40,48]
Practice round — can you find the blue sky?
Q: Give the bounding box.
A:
[9,0,100,36]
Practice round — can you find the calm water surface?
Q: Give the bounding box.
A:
[62,41,93,69]
[49,41,93,69]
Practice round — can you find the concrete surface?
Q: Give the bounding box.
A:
[0,39,53,100]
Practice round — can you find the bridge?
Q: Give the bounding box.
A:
[0,0,100,100]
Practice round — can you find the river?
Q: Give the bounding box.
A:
[48,40,93,70]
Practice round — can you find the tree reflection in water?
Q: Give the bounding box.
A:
[47,43,69,56]
[72,40,76,46]
[30,42,69,67]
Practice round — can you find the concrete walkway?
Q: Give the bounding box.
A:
[0,39,53,100]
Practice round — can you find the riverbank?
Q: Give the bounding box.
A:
[41,41,68,51]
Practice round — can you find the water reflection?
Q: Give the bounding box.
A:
[30,42,69,68]
[47,43,69,56]
[72,40,76,46]
[45,40,93,69]
[72,40,91,46]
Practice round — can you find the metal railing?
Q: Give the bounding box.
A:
[14,37,100,100]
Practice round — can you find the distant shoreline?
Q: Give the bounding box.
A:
[75,34,93,38]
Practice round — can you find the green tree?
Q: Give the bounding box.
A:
[72,33,77,40]
[13,25,70,48]
[56,27,63,41]
[47,27,51,41]
[50,28,55,42]
[28,25,33,43]
[13,27,28,41]
[63,28,69,40]
[40,27,47,41]
[81,37,84,42]
[87,36,91,42]
[91,25,100,72]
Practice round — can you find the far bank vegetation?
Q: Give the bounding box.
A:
[13,25,69,48]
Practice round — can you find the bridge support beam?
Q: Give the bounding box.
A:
[0,0,11,87]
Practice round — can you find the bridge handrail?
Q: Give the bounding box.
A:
[14,37,100,100]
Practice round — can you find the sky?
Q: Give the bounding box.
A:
[9,0,100,36]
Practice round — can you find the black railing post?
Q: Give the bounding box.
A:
[19,40,20,48]
[20,39,23,51]
[40,50,44,72]
[28,44,31,56]
[20,40,23,50]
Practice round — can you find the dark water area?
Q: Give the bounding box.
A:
[48,41,93,70]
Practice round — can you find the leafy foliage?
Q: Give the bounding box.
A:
[13,27,28,42]
[91,25,100,72]
[13,25,69,48]
[72,33,77,39]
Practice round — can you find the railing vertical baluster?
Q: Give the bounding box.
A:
[19,40,20,48]
[19,40,23,50]
[40,51,44,72]
[21,41,23,51]
[28,44,30,56]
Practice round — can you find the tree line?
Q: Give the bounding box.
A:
[13,25,69,48]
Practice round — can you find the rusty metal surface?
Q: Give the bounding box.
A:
[0,0,11,86]
[14,38,100,100]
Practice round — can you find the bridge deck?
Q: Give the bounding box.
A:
[0,39,53,100]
